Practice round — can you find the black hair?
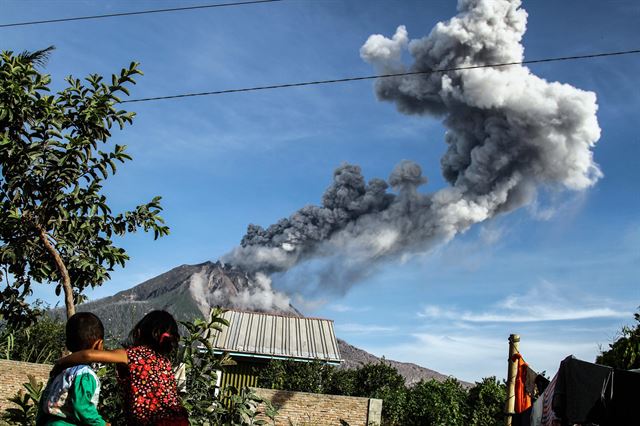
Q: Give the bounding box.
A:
[65,312,104,352]
[127,310,179,356]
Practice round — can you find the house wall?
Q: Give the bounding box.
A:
[220,359,261,390]
[252,388,382,426]
[0,359,51,411]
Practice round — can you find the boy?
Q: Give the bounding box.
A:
[36,312,109,426]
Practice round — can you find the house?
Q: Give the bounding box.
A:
[209,309,342,390]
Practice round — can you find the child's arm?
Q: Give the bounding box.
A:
[52,349,128,377]
[60,348,128,365]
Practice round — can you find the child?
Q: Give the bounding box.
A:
[37,312,109,426]
[54,310,188,426]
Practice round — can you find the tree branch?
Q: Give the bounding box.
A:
[36,225,74,318]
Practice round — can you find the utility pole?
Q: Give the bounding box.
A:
[505,334,519,426]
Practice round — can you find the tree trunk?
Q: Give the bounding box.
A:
[37,227,75,318]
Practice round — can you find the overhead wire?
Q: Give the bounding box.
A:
[0,0,283,28]
[120,48,640,104]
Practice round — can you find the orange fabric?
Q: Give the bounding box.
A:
[512,353,532,413]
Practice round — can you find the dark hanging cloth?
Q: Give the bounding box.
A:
[524,365,551,397]
[512,406,532,426]
[535,373,550,395]
[525,365,538,395]
[552,355,611,425]
[602,368,640,425]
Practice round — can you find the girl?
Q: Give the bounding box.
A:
[55,310,188,426]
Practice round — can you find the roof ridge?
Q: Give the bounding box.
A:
[223,308,334,323]
[212,309,341,362]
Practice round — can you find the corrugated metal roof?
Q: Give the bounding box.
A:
[209,310,341,364]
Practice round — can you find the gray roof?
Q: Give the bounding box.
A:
[209,310,341,364]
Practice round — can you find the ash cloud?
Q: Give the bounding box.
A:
[224,0,601,294]
[188,264,293,316]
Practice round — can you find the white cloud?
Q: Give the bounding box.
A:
[337,323,397,335]
[418,281,631,323]
[460,308,626,322]
[328,303,371,313]
[363,332,600,382]
[396,281,635,381]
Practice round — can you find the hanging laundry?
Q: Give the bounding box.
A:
[540,373,561,426]
[512,407,531,426]
[535,373,550,395]
[530,355,640,425]
[525,365,538,396]
[525,365,550,397]
[552,356,611,425]
[530,392,544,426]
[512,353,532,413]
[602,368,640,425]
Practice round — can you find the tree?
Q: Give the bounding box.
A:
[466,377,506,426]
[352,361,407,425]
[403,378,468,426]
[257,359,334,394]
[0,49,169,325]
[325,368,357,396]
[597,308,640,370]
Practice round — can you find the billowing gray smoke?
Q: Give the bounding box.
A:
[224,0,601,293]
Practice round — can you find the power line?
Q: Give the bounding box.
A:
[121,48,640,104]
[0,0,283,28]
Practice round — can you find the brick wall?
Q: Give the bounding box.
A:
[0,359,51,411]
[252,388,382,426]
[0,360,382,426]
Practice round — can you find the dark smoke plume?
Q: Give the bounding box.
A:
[224,0,601,294]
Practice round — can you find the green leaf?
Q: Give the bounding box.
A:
[0,51,167,326]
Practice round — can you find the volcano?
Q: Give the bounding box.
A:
[79,261,462,385]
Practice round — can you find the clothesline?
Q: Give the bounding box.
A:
[510,353,640,426]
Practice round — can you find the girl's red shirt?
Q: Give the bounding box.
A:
[117,345,188,425]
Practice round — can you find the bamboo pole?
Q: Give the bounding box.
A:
[504,334,520,426]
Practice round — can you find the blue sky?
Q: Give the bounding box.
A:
[3,0,639,382]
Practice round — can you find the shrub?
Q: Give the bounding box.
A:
[258,360,406,425]
[466,377,506,426]
[3,309,275,426]
[403,378,468,426]
[0,315,65,363]
[257,359,333,394]
[597,309,640,370]
[351,362,406,425]
[1,375,43,426]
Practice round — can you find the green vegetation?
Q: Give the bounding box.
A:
[2,309,275,426]
[0,48,169,324]
[597,308,640,370]
[403,378,468,425]
[258,359,506,426]
[0,315,65,364]
[466,377,507,426]
[1,375,43,426]
[7,309,639,425]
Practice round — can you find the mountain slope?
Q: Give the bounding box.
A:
[80,261,463,385]
[337,339,460,386]
[80,261,299,339]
